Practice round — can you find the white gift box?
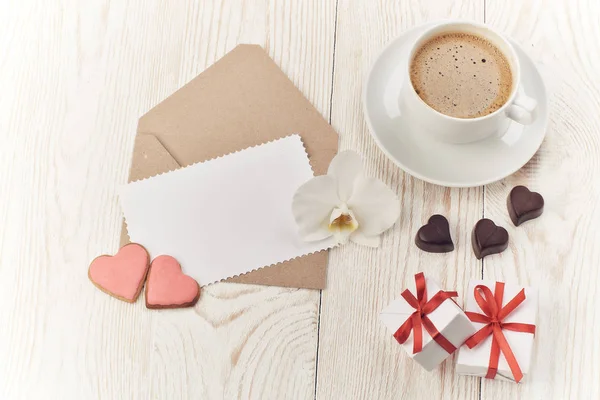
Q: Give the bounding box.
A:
[380,274,476,371]
[455,280,538,383]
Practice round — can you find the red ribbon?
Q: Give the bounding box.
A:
[393,272,458,355]
[465,282,536,383]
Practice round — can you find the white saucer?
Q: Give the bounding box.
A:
[363,24,548,187]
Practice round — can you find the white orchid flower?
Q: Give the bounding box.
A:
[292,151,400,247]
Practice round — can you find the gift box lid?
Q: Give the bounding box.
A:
[380,276,468,352]
[456,280,538,381]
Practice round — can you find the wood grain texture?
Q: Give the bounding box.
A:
[0,0,336,399]
[315,1,484,399]
[482,0,600,398]
[3,0,600,398]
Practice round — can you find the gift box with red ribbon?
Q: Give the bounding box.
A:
[456,280,537,383]
[380,272,476,371]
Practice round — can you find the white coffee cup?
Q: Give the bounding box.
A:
[400,21,537,144]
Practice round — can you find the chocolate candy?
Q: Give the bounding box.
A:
[415,214,454,253]
[471,218,508,259]
[507,185,544,226]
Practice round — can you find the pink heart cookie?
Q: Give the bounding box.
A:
[145,255,201,309]
[88,243,150,303]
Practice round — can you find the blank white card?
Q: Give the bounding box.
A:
[120,135,336,285]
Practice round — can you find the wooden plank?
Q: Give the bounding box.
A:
[482,0,600,398]
[4,0,598,398]
[0,1,336,398]
[316,1,484,399]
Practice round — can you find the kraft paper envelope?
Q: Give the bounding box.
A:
[120,44,338,289]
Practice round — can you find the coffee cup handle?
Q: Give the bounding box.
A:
[507,88,537,125]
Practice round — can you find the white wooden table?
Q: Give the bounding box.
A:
[1,1,599,399]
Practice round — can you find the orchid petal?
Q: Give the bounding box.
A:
[347,176,400,236]
[350,230,381,247]
[333,229,352,245]
[303,227,331,242]
[327,151,364,202]
[292,175,340,241]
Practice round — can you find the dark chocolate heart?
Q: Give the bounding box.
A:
[507,185,544,226]
[471,218,509,259]
[415,214,454,253]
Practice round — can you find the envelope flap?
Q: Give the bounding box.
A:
[137,44,338,175]
[129,134,181,181]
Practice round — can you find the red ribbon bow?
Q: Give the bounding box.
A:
[393,272,458,354]
[465,282,536,383]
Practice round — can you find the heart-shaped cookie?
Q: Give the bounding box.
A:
[507,185,544,226]
[88,243,150,302]
[415,214,454,253]
[471,218,509,259]
[145,255,200,309]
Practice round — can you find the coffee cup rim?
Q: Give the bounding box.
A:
[406,20,521,122]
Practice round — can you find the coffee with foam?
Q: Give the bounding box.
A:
[410,32,513,119]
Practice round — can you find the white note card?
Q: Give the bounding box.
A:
[119,134,336,285]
